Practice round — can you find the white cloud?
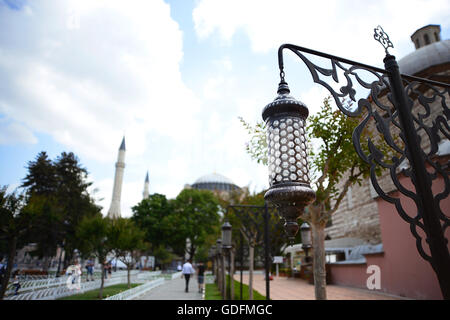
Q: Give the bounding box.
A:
[193,0,450,64]
[0,118,37,145]
[0,0,200,163]
[0,0,210,216]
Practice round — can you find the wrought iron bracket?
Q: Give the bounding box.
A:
[275,27,450,298]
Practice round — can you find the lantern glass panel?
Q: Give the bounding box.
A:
[301,226,312,247]
[267,116,310,186]
[222,228,232,248]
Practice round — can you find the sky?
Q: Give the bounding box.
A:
[1,0,449,217]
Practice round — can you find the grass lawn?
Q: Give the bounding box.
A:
[205,283,222,300]
[205,277,266,300]
[58,283,141,300]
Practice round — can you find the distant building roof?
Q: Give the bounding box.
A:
[191,173,240,192]
[398,39,450,76]
[324,237,368,249]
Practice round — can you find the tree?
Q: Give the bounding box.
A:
[240,96,383,299]
[172,189,221,261]
[131,194,174,267]
[21,152,63,270]
[0,187,32,299]
[54,152,100,266]
[76,215,112,299]
[132,194,172,248]
[109,218,146,288]
[21,151,101,269]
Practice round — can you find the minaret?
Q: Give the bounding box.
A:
[143,171,150,199]
[107,137,126,219]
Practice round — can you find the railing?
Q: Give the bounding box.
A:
[3,270,154,300]
[4,270,139,296]
[5,276,125,300]
[103,278,165,300]
[169,271,182,280]
[135,271,162,282]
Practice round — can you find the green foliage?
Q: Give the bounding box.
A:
[76,214,112,263]
[307,97,366,204]
[0,186,32,299]
[109,218,146,266]
[172,189,221,259]
[205,283,223,300]
[132,189,221,264]
[131,194,173,249]
[239,117,268,166]
[0,186,30,243]
[20,151,101,265]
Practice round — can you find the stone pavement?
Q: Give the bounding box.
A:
[234,274,407,300]
[135,274,203,300]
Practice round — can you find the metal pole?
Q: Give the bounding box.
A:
[240,232,243,300]
[384,54,450,299]
[221,253,226,299]
[228,251,231,300]
[264,202,270,300]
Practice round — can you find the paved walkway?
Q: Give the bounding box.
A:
[136,275,203,300]
[234,274,406,300]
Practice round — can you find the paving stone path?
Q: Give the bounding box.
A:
[235,274,407,300]
[135,274,203,300]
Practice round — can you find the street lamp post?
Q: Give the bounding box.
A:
[209,245,216,277]
[222,221,232,300]
[216,239,223,294]
[228,204,279,301]
[263,26,450,299]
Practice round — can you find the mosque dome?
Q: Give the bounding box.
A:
[399,39,450,76]
[398,25,450,79]
[191,173,240,192]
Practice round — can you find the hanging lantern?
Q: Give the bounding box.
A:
[221,221,232,250]
[262,80,316,243]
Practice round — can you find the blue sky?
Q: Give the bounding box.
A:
[1,0,449,217]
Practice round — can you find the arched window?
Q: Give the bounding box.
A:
[424,34,430,45]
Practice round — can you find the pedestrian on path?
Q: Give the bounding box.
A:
[85,258,94,281]
[197,262,205,294]
[181,260,195,293]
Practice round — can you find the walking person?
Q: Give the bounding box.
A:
[12,274,21,295]
[103,261,108,280]
[181,260,195,293]
[85,258,94,281]
[197,262,206,294]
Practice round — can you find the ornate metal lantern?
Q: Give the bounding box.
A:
[221,221,232,250]
[300,222,312,249]
[262,80,316,243]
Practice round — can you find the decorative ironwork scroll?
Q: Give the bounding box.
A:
[374,25,394,54]
[276,27,450,298]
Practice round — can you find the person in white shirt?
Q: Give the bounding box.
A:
[181,260,195,292]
